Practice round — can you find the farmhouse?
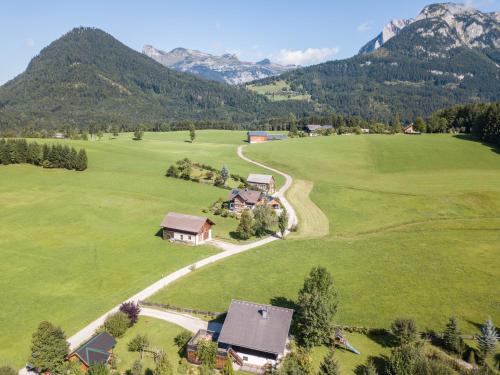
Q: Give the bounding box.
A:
[67,332,116,372]
[247,174,276,194]
[305,124,333,136]
[228,188,264,214]
[187,300,293,373]
[404,124,420,134]
[160,212,214,245]
[247,131,287,143]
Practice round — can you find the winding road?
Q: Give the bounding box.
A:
[19,144,297,374]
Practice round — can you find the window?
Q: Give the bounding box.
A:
[188,235,192,240]
[180,235,184,240]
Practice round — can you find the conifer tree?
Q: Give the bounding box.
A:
[476,318,497,358]
[189,124,196,143]
[220,165,229,184]
[443,317,463,354]
[318,349,339,375]
[76,149,88,171]
[236,210,254,240]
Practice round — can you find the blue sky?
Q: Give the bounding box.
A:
[0,0,497,84]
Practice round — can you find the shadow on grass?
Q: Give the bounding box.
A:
[465,319,483,331]
[367,330,397,348]
[154,228,163,239]
[144,369,154,375]
[453,134,500,155]
[354,355,387,375]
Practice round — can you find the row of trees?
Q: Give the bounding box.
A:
[0,139,88,170]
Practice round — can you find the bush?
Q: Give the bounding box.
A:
[119,302,141,326]
[104,311,130,338]
[174,330,192,351]
[196,340,218,368]
[166,165,180,178]
[88,363,110,375]
[391,318,418,346]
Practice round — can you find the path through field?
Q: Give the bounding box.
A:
[18,144,310,375]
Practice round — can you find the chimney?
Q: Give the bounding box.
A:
[261,308,269,319]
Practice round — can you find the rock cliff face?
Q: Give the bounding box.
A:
[359,3,499,58]
[143,45,296,85]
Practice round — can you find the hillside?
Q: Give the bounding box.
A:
[0,28,311,130]
[143,45,296,85]
[249,3,500,122]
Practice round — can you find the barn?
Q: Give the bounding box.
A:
[160,212,214,245]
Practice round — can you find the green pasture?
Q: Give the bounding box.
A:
[150,134,500,343]
[0,130,278,367]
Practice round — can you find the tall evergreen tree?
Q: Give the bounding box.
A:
[76,149,88,171]
[443,317,463,355]
[29,321,69,373]
[296,266,339,347]
[318,349,339,375]
[391,318,418,346]
[236,210,254,240]
[220,165,229,184]
[476,318,497,358]
[189,124,196,143]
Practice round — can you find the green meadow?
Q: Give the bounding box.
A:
[150,134,500,338]
[0,131,276,368]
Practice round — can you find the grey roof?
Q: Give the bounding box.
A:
[306,124,332,131]
[267,134,287,140]
[247,174,274,185]
[161,212,214,234]
[72,332,116,366]
[228,189,263,205]
[248,131,268,137]
[218,300,293,355]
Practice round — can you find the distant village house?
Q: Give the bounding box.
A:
[247,174,276,194]
[160,212,214,245]
[305,124,333,136]
[67,332,116,372]
[247,131,287,144]
[53,132,66,139]
[404,124,420,134]
[187,300,293,373]
[228,188,281,215]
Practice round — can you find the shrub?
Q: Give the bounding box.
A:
[174,330,192,352]
[104,311,130,338]
[166,165,180,178]
[130,360,143,375]
[176,359,188,375]
[196,340,218,368]
[119,302,141,326]
[88,363,110,375]
[391,318,418,346]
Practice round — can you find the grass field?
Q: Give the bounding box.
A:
[247,80,311,102]
[150,135,500,341]
[0,130,279,368]
[113,317,185,373]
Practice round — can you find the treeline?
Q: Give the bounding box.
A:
[430,102,500,145]
[0,139,88,170]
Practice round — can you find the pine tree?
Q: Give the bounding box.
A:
[76,149,88,171]
[361,360,378,375]
[443,317,463,354]
[476,318,497,358]
[29,321,69,373]
[189,124,196,143]
[220,165,229,184]
[318,349,339,375]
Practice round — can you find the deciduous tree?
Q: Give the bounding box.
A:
[29,321,69,374]
[119,301,141,326]
[128,334,150,360]
[103,311,130,338]
[278,208,288,239]
[236,210,254,239]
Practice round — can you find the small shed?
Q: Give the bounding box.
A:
[247,174,276,194]
[160,212,214,245]
[247,131,269,144]
[67,332,116,372]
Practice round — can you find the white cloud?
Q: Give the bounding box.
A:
[464,0,494,7]
[272,47,340,66]
[357,22,372,32]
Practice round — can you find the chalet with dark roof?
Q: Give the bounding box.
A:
[67,332,116,372]
[187,300,294,373]
[160,212,214,245]
[228,188,264,214]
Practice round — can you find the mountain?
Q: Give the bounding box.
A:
[250,3,500,122]
[0,28,311,130]
[359,19,414,54]
[359,3,500,58]
[143,45,296,85]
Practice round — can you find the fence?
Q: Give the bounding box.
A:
[140,301,225,318]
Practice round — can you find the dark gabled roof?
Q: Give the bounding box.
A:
[161,212,214,234]
[71,332,116,366]
[306,124,332,131]
[248,131,268,137]
[228,189,263,205]
[218,300,293,356]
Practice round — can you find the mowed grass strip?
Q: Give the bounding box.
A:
[287,179,329,239]
[149,135,500,337]
[0,130,273,368]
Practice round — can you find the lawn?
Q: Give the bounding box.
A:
[149,135,500,340]
[0,130,279,368]
[246,80,311,102]
[113,317,185,374]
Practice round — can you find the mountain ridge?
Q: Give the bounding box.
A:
[142,45,296,85]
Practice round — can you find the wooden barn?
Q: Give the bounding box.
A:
[247,174,276,194]
[160,212,214,245]
[67,332,116,372]
[247,131,269,144]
